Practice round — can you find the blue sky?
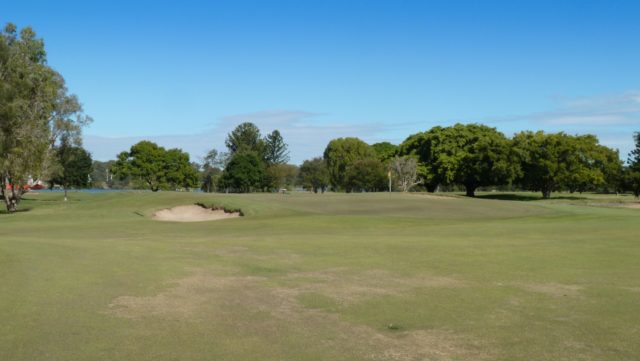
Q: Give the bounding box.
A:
[4,0,640,163]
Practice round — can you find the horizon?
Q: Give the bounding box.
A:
[4,0,639,164]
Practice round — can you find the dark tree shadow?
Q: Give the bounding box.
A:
[475,193,588,202]
[0,207,32,214]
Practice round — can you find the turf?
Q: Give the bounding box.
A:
[1,191,639,360]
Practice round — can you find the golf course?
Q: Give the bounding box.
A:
[1,191,639,360]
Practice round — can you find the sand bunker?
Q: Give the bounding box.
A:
[152,205,240,222]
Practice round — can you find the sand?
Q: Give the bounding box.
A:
[152,205,240,222]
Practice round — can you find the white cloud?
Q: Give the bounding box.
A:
[492,90,640,126]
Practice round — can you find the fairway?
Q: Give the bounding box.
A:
[1,192,639,360]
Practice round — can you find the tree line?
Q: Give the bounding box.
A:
[106,122,639,201]
[313,124,639,199]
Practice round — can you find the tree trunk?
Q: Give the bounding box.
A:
[542,189,551,199]
[426,183,438,193]
[64,187,68,202]
[2,186,21,213]
[4,196,18,212]
[465,186,476,197]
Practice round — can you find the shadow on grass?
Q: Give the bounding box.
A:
[475,194,588,202]
[21,197,59,202]
[0,207,32,215]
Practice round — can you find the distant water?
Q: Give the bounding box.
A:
[37,189,203,193]
[38,189,142,193]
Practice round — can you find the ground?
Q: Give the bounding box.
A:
[1,191,639,360]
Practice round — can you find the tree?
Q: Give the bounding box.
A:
[442,124,517,197]
[111,141,197,192]
[597,146,624,194]
[298,157,329,193]
[560,139,623,194]
[164,148,199,190]
[371,142,398,162]
[399,124,517,196]
[512,131,612,198]
[219,152,265,193]
[323,137,376,191]
[345,158,387,192]
[264,163,297,191]
[225,122,264,155]
[390,156,422,192]
[264,130,290,165]
[50,142,93,201]
[1,23,90,212]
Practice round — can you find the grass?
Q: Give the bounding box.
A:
[1,191,639,360]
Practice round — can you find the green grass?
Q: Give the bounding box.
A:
[1,191,639,360]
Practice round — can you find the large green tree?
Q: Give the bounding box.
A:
[0,23,90,212]
[400,124,516,196]
[512,131,614,198]
[219,152,265,193]
[323,137,376,191]
[298,157,329,193]
[111,141,197,192]
[444,124,516,197]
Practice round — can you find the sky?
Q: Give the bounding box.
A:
[3,0,640,164]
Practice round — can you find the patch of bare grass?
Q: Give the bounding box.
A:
[106,268,489,360]
[285,268,466,305]
[519,283,583,298]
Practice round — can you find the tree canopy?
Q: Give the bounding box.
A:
[111,141,198,192]
[1,23,90,211]
[225,122,264,155]
[345,158,387,192]
[399,124,516,196]
[371,142,398,162]
[323,137,376,191]
[512,131,618,198]
[219,151,265,193]
[264,130,290,165]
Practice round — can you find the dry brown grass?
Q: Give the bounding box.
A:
[284,268,465,305]
[106,268,490,360]
[519,283,583,298]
